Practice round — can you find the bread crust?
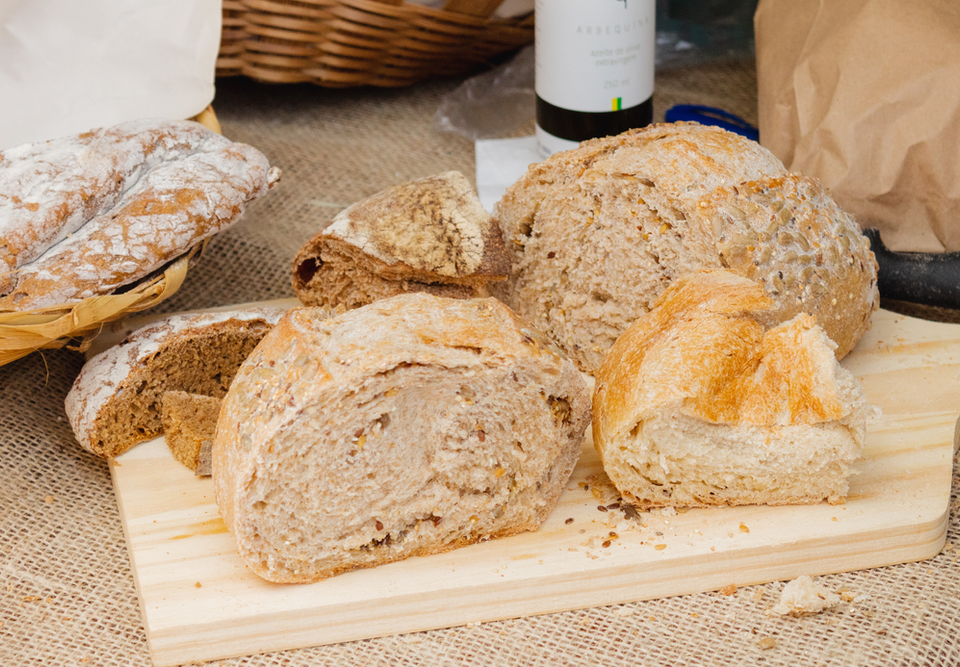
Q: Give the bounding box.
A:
[495,122,878,373]
[214,294,591,583]
[292,171,510,309]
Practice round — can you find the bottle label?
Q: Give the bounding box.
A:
[535,0,655,113]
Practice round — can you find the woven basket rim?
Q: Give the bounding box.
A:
[217,0,535,87]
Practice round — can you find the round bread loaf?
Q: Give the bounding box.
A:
[494,122,879,373]
[213,293,591,584]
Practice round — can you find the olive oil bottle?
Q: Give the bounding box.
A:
[535,0,656,159]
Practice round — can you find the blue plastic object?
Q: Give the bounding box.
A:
[664,104,759,142]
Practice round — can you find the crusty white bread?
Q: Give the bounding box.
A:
[592,270,869,509]
[292,171,510,310]
[0,119,223,294]
[0,119,280,311]
[494,122,878,373]
[213,293,591,584]
[65,308,285,458]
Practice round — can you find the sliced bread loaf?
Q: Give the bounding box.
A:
[292,171,509,309]
[65,308,285,458]
[592,270,870,509]
[214,293,591,583]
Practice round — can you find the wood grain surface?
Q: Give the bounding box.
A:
[108,308,958,666]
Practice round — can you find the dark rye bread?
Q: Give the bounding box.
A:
[214,294,591,584]
[292,171,510,310]
[65,308,285,458]
[161,391,222,474]
[494,122,879,373]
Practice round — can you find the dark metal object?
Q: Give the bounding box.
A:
[864,228,960,310]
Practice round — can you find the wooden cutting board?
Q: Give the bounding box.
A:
[108,308,958,667]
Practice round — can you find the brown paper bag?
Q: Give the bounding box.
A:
[755,0,960,253]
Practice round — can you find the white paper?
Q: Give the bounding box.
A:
[475,136,540,213]
[0,0,221,150]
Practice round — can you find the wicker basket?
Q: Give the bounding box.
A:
[217,0,534,87]
[0,107,222,367]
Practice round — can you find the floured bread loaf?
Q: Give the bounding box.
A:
[592,270,869,509]
[0,119,280,311]
[161,391,222,475]
[65,307,285,458]
[214,293,590,583]
[495,122,878,373]
[292,171,509,309]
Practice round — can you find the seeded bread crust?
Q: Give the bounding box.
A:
[213,294,591,584]
[65,308,285,458]
[592,270,869,509]
[0,119,280,311]
[292,171,510,310]
[494,122,878,373]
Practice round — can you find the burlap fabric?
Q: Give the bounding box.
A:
[2,60,959,667]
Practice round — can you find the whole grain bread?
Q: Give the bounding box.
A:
[494,122,878,373]
[65,308,285,458]
[592,270,869,509]
[213,293,591,584]
[0,119,280,311]
[292,171,509,309]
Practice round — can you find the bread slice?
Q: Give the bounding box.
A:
[214,293,591,583]
[592,270,869,509]
[494,121,878,373]
[292,171,510,309]
[65,308,285,458]
[160,391,222,474]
